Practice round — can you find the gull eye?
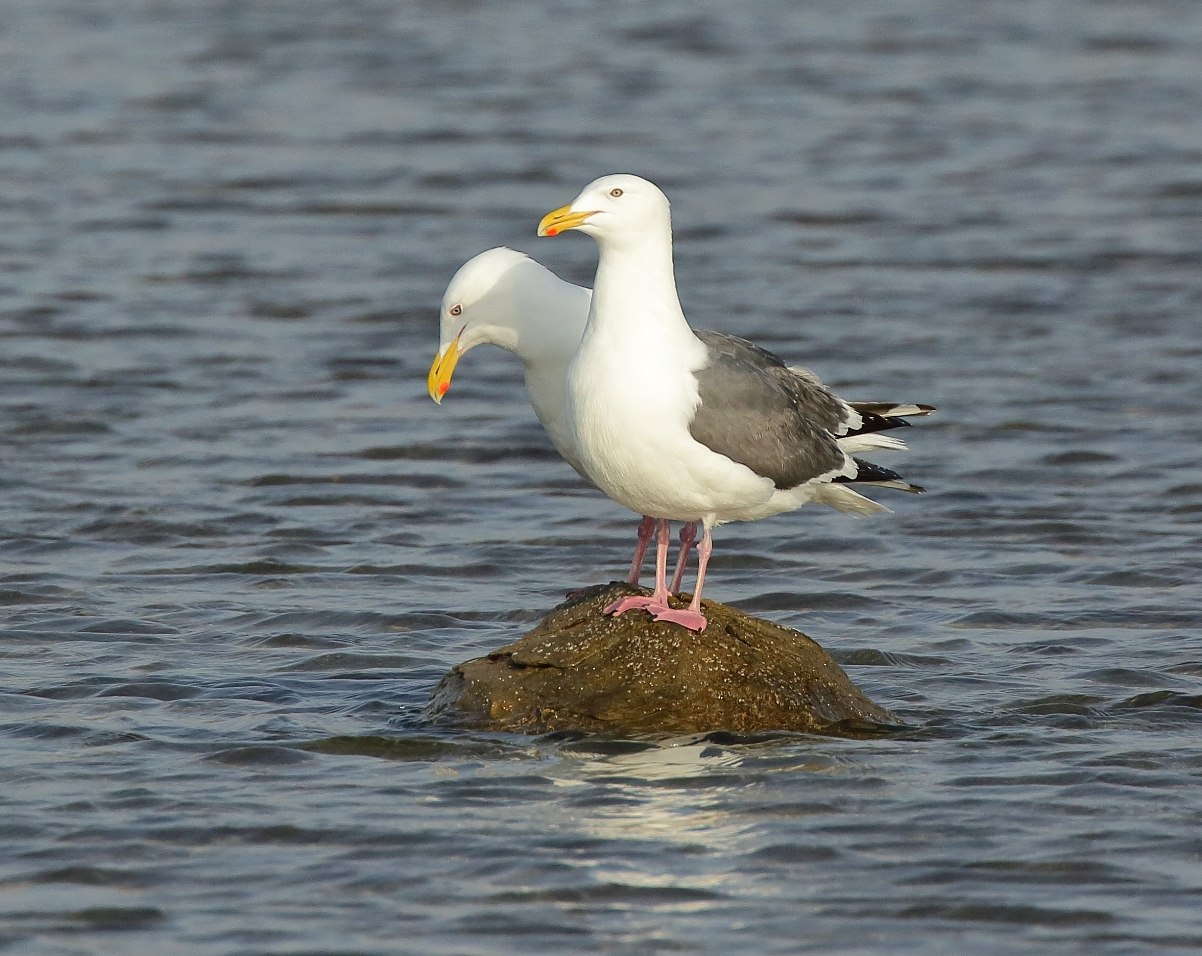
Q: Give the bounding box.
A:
[449,304,462,316]
[609,187,623,198]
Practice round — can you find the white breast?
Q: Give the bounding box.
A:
[567,334,777,522]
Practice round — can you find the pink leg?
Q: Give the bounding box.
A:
[669,521,697,594]
[650,518,671,605]
[605,518,673,618]
[687,526,713,615]
[570,513,654,599]
[651,525,711,632]
[626,515,655,586]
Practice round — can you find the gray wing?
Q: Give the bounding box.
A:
[695,330,854,434]
[696,330,930,438]
[688,342,847,491]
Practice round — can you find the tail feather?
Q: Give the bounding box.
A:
[838,432,908,455]
[814,482,892,516]
[825,405,932,510]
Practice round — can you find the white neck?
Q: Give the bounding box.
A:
[584,231,699,356]
[513,280,589,367]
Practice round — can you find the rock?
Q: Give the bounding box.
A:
[427,582,900,736]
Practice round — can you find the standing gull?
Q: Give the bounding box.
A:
[537,174,930,632]
[428,247,930,596]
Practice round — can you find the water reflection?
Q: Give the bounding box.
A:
[547,735,842,851]
[4,0,1202,951]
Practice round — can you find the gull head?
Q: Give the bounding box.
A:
[428,247,536,403]
[537,174,671,247]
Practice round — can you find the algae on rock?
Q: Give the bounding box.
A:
[428,582,899,736]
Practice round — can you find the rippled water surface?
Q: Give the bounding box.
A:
[4,1,1202,953]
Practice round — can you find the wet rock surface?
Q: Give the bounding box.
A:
[428,583,900,735]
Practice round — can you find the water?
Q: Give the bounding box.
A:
[3,0,1202,952]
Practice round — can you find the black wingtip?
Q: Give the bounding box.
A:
[849,457,906,484]
[847,403,936,437]
[833,458,924,494]
[863,410,910,432]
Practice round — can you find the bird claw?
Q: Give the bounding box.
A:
[603,595,666,617]
[650,607,708,633]
[603,595,708,633]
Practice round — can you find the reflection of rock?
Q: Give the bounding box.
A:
[427,582,900,736]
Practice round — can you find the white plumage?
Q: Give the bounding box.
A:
[534,174,930,631]
[428,247,929,601]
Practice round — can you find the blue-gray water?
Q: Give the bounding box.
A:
[3,1,1202,953]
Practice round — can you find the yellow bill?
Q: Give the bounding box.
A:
[537,204,597,237]
[427,335,463,404]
